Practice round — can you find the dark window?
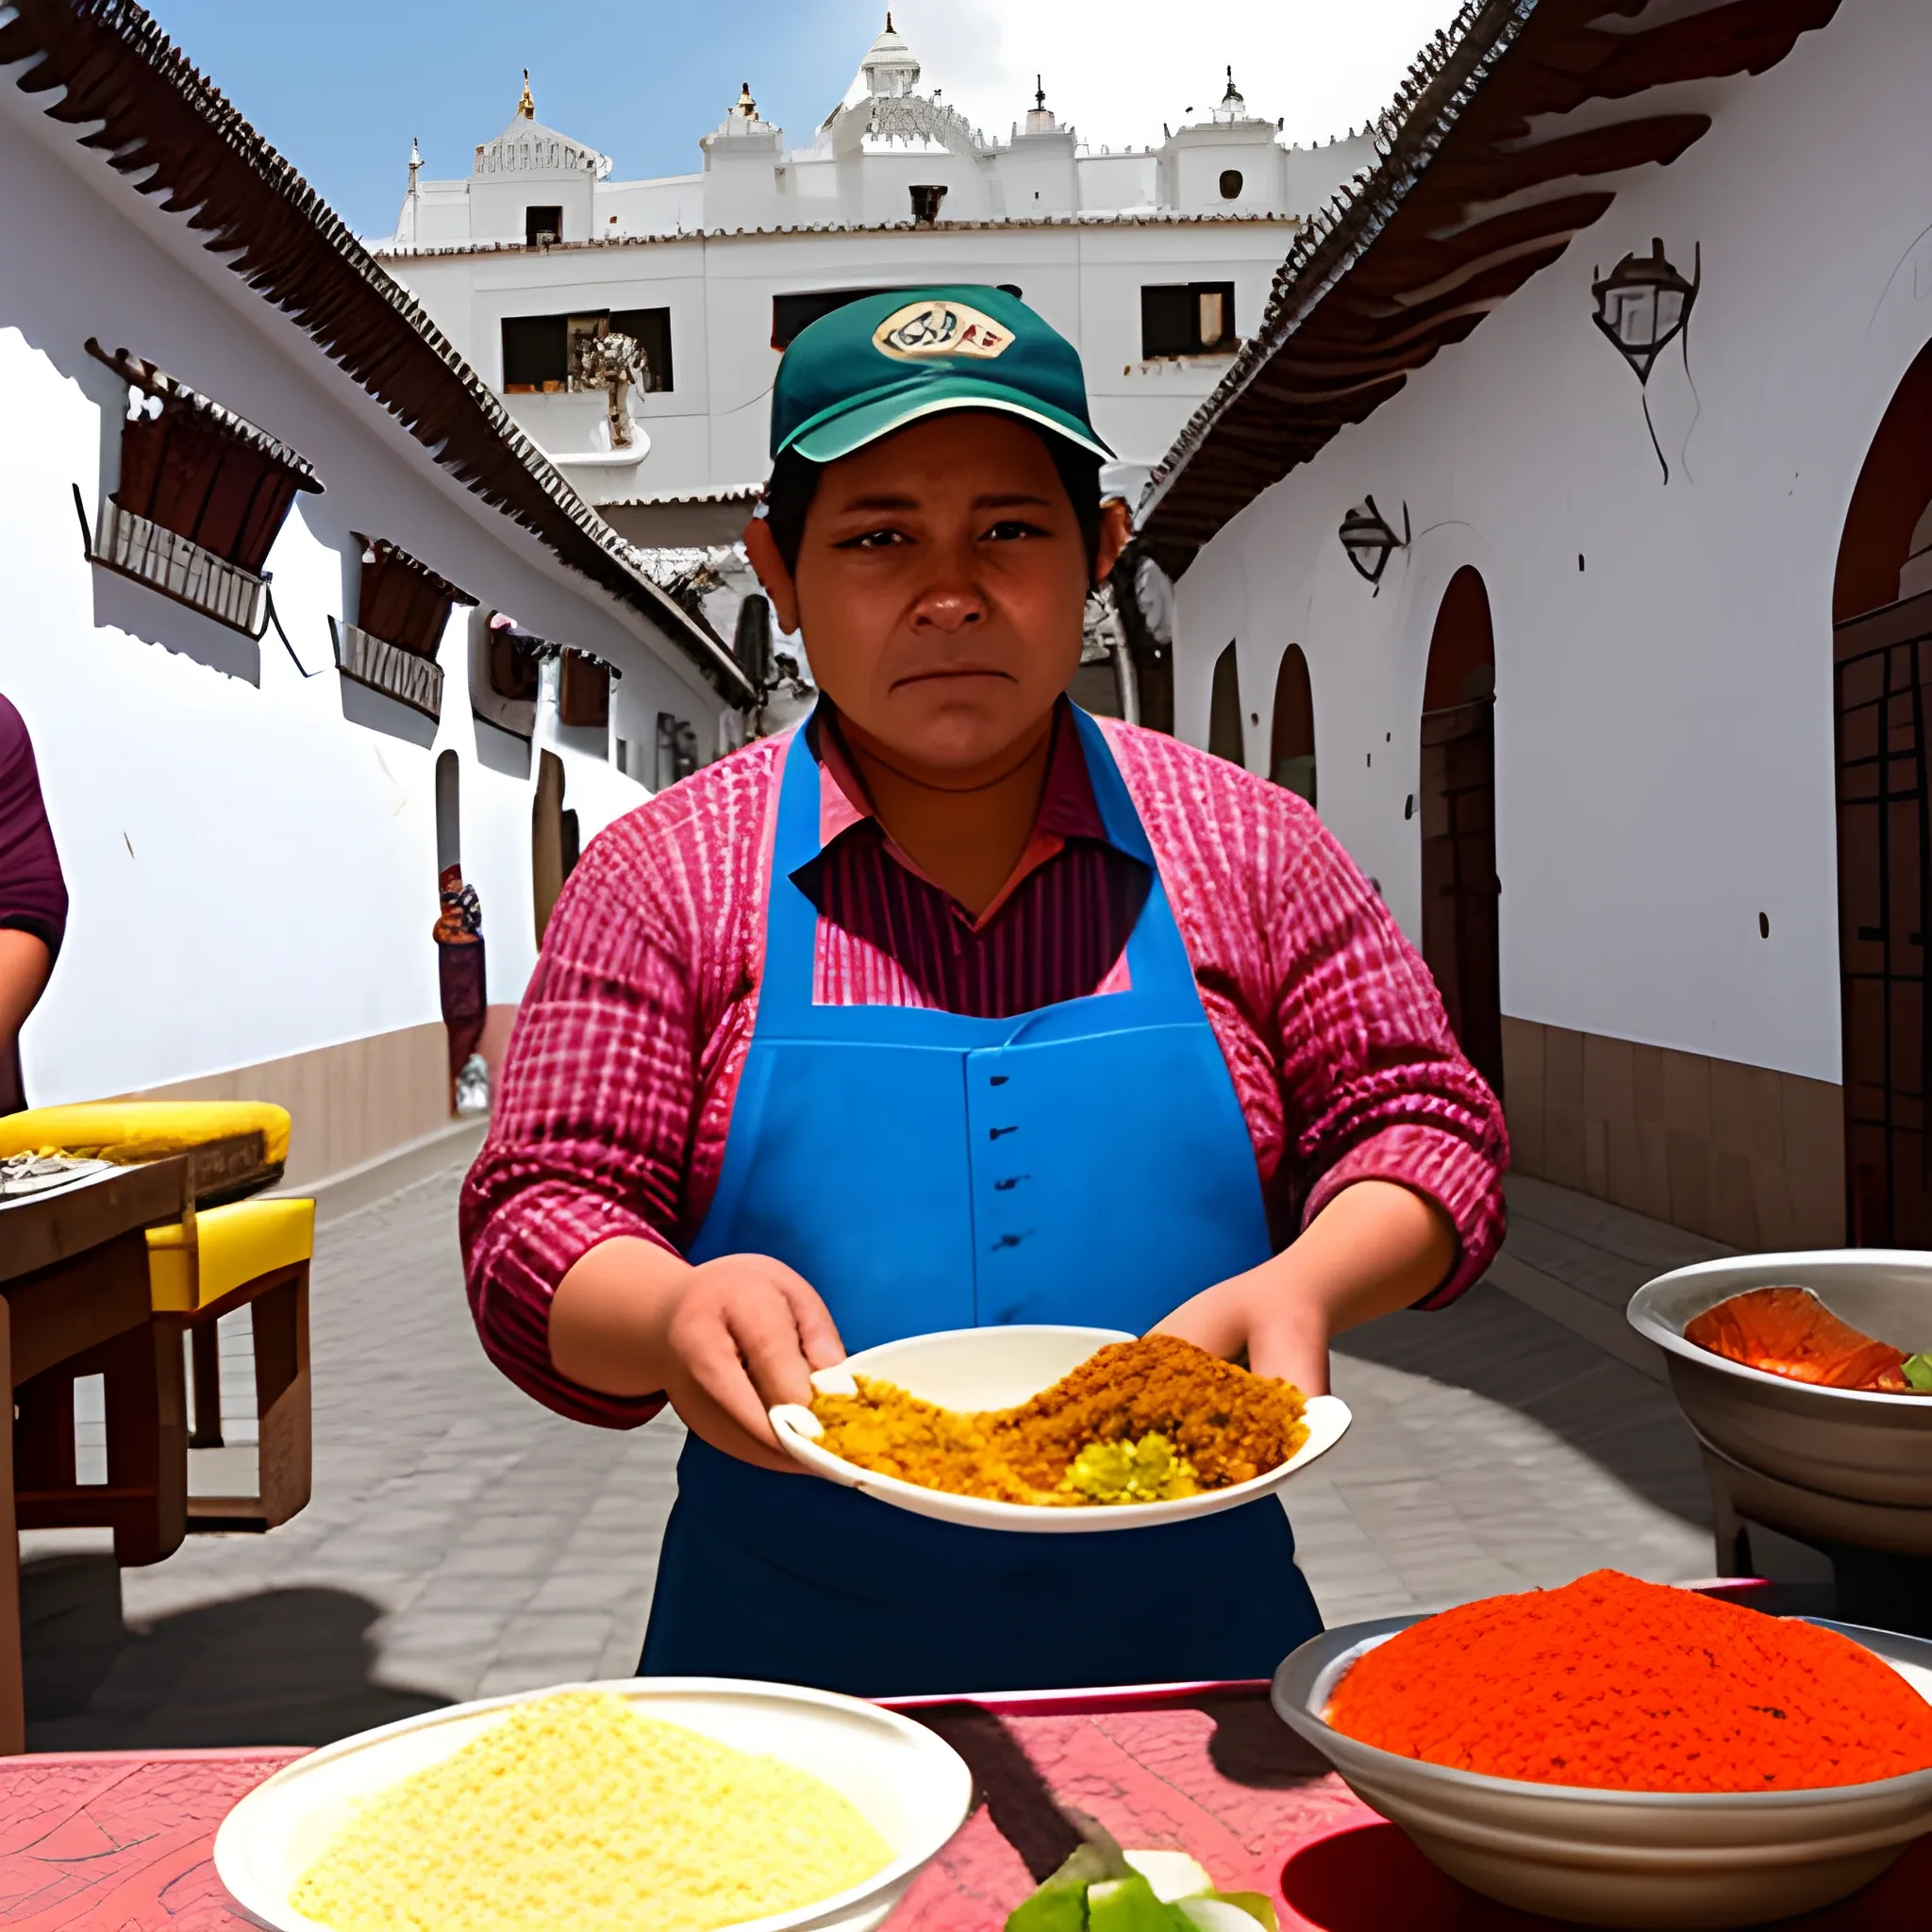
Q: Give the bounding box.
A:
[354,538,472,658]
[609,308,675,392]
[502,314,569,392]
[558,649,610,729]
[1140,281,1237,358]
[772,286,1025,351]
[525,204,563,245]
[772,287,891,351]
[504,309,673,393]
[1219,169,1243,199]
[489,623,542,701]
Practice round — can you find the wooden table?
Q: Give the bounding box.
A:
[1,1136,274,1755]
[1,1688,1925,1928]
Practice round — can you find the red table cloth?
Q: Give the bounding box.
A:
[4,1687,1925,1930]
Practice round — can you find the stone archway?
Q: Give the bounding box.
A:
[1270,643,1316,804]
[1832,336,1932,1244]
[1420,567,1503,1097]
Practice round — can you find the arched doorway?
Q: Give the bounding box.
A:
[1270,644,1316,803]
[1207,641,1245,763]
[1832,336,1932,1245]
[1420,567,1503,1097]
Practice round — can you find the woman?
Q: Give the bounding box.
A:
[462,288,1506,1694]
[0,694,67,1117]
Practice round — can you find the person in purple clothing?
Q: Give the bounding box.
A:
[0,695,68,1117]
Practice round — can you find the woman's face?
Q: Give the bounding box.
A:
[747,412,1125,774]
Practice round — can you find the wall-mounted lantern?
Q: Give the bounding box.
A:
[1339,494,1409,591]
[1591,238,1700,480]
[1591,238,1699,383]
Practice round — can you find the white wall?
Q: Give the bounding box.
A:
[389,219,1302,492]
[1167,0,1932,1089]
[1,99,720,1107]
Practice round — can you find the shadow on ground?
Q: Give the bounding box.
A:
[23,1550,447,1751]
[1334,1281,1711,1529]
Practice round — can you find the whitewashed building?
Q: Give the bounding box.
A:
[1139,0,1922,1257]
[0,0,753,1184]
[375,21,1381,521]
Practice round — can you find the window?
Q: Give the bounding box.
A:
[501,308,674,393]
[1219,169,1243,199]
[330,537,475,720]
[525,204,563,246]
[558,649,610,729]
[488,618,542,701]
[609,308,675,393]
[83,339,322,635]
[1140,282,1238,358]
[770,285,1025,352]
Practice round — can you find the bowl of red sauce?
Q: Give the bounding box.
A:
[1627,1252,1932,1556]
[1271,1572,1932,1929]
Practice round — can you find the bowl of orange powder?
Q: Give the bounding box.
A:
[1271,1571,1932,1929]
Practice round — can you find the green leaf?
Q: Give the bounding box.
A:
[1087,1874,1194,1932]
[1903,1353,1932,1392]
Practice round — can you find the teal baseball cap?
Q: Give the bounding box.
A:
[770,286,1113,465]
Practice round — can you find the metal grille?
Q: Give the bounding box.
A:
[1835,591,1932,1244]
[94,498,268,635]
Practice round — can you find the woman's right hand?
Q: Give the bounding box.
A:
[551,1238,845,1474]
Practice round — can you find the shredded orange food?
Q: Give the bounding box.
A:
[809,1334,1308,1506]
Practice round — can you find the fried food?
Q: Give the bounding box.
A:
[1684,1286,1924,1392]
[809,1334,1308,1506]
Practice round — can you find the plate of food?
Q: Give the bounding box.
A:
[214,1676,974,1932]
[1272,1570,1932,1929]
[767,1326,1351,1533]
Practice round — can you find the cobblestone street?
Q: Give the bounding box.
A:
[23,1151,1752,1750]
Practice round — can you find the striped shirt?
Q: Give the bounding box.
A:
[460,708,1508,1427]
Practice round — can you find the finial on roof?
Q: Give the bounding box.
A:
[733,79,758,118]
[885,9,894,30]
[517,70,535,120]
[1036,74,1046,110]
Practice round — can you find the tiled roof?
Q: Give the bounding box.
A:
[1136,0,1842,574]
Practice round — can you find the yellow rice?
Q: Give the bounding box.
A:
[290,1689,893,1932]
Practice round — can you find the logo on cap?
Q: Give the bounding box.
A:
[872,299,1012,361]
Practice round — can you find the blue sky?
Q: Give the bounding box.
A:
[144,1,1461,239]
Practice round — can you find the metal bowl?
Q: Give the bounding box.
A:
[1273,1614,1932,1929]
[1627,1251,1932,1554]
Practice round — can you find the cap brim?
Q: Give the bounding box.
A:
[784,382,1114,465]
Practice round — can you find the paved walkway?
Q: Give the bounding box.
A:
[21,1159,1760,1749]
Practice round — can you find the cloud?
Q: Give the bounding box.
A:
[876,0,1468,150]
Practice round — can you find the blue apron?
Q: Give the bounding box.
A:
[640,708,1322,1695]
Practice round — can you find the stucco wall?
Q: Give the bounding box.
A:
[1,99,720,1127]
[388,221,1305,490]
[1168,0,1932,1092]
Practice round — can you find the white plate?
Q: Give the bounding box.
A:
[768,1324,1352,1534]
[213,1676,974,1932]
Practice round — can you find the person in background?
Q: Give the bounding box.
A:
[434,864,487,1112]
[0,695,67,1118]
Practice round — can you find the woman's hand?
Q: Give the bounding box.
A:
[551,1239,845,1473]
[1155,1179,1457,1397]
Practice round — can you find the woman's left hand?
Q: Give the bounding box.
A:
[1152,1177,1459,1398]
[1157,1267,1334,1393]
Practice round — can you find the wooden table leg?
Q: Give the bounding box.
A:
[189,1322,224,1449]
[99,1320,186,1569]
[0,1295,23,1755]
[253,1264,310,1528]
